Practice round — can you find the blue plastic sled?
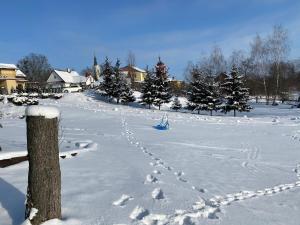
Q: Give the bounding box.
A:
[154,114,169,130]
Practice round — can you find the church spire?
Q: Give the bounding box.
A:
[93,52,101,81]
[93,53,98,66]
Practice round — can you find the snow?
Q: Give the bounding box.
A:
[113,194,133,207]
[0,63,17,69]
[1,92,300,225]
[53,70,84,83]
[16,69,27,78]
[129,206,149,220]
[25,106,60,119]
[151,188,164,199]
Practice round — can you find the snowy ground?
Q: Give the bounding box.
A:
[1,92,300,225]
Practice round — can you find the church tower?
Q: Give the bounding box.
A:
[93,54,101,81]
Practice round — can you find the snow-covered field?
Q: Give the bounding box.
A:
[1,92,300,225]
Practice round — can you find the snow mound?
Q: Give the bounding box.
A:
[151,188,164,200]
[145,174,158,183]
[26,106,60,119]
[113,194,133,207]
[130,206,149,220]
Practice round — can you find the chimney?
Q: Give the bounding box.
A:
[67,68,71,73]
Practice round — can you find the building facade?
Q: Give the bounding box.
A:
[46,69,93,91]
[120,65,146,85]
[0,64,27,94]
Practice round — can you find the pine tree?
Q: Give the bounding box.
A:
[187,69,209,114]
[171,96,182,111]
[206,77,221,116]
[101,57,114,100]
[221,66,250,116]
[141,68,156,109]
[120,85,135,104]
[111,59,124,104]
[153,58,172,110]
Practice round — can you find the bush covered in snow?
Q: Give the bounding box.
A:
[11,96,39,106]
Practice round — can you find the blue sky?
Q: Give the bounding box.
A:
[1,0,300,78]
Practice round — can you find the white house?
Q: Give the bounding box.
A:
[47,69,92,89]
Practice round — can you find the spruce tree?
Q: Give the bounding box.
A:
[101,57,114,100]
[206,77,221,116]
[120,85,136,104]
[141,68,156,109]
[221,66,250,116]
[153,58,172,110]
[171,96,182,111]
[110,59,136,104]
[187,69,209,114]
[111,59,123,104]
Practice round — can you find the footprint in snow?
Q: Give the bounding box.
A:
[153,170,161,175]
[112,194,133,207]
[145,174,158,183]
[192,186,206,193]
[152,188,164,200]
[130,206,149,220]
[177,177,187,183]
[174,171,184,177]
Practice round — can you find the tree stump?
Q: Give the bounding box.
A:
[25,106,61,225]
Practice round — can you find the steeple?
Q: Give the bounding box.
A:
[93,53,101,81]
[93,53,98,66]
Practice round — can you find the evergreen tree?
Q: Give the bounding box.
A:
[110,59,136,104]
[171,96,182,111]
[153,58,172,110]
[111,59,124,104]
[101,57,114,100]
[221,66,250,116]
[187,69,209,114]
[120,85,135,104]
[141,68,156,109]
[206,77,221,116]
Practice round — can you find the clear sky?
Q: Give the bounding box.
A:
[1,0,300,78]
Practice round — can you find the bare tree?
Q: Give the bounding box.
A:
[228,50,246,71]
[17,53,52,83]
[183,61,197,82]
[209,45,227,76]
[250,34,270,104]
[127,50,136,67]
[265,25,290,104]
[126,50,136,85]
[197,45,227,77]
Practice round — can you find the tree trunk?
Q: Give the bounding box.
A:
[273,63,280,105]
[26,116,61,225]
[234,109,236,117]
[210,110,212,116]
[263,78,269,105]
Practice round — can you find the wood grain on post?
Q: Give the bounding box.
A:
[25,106,61,225]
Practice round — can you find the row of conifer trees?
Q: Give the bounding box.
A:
[99,57,251,116]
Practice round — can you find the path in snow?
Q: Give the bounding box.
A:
[120,111,300,224]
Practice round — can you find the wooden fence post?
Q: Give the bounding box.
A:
[25,106,61,225]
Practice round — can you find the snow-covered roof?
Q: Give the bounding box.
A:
[132,66,146,73]
[16,69,26,78]
[0,63,17,69]
[120,65,146,73]
[54,69,85,83]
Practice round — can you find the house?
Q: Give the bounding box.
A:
[0,63,27,94]
[46,69,88,90]
[120,65,146,87]
[169,77,184,95]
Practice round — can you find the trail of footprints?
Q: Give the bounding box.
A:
[120,117,204,193]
